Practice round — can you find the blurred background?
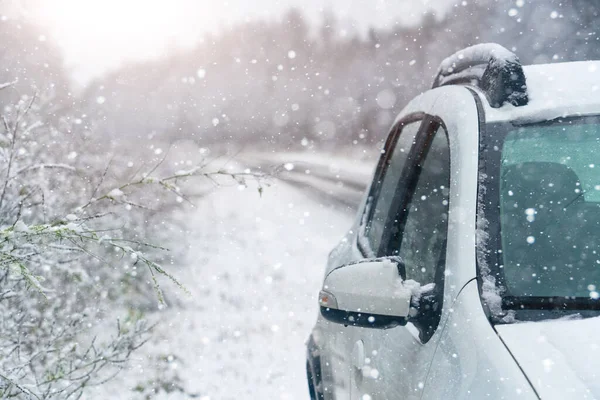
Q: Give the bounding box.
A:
[1,0,599,399]
[4,0,599,152]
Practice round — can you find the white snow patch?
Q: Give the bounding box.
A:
[476,172,506,317]
[92,177,352,399]
[107,188,124,198]
[13,220,29,232]
[486,60,600,123]
[402,279,435,308]
[436,43,518,86]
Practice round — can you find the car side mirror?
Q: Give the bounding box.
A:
[319,257,411,329]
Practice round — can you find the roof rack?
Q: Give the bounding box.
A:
[432,43,528,108]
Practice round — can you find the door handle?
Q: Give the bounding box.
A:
[352,340,365,370]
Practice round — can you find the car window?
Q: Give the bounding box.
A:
[361,120,422,256]
[397,124,450,286]
[499,118,600,298]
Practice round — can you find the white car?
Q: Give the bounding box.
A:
[306,43,600,399]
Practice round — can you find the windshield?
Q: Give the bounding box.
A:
[481,116,600,321]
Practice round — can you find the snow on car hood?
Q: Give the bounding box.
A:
[496,316,600,400]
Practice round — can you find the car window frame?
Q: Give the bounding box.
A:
[358,115,452,342]
[382,117,450,257]
[357,112,428,258]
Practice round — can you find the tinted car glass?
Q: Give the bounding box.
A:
[398,125,450,286]
[499,120,600,298]
[363,120,421,255]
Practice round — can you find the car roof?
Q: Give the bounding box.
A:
[480,60,600,124]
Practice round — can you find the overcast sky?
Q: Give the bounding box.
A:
[20,0,454,85]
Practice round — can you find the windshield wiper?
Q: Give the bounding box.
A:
[503,296,600,310]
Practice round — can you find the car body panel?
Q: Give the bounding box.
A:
[496,316,600,399]
[423,280,538,399]
[349,86,483,400]
[311,88,439,400]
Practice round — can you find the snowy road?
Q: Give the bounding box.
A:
[170,181,353,399]
[94,154,374,399]
[242,151,373,213]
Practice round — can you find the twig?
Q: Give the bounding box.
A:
[144,144,172,179]
[85,158,113,209]
[0,80,17,91]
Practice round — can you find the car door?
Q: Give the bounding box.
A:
[320,115,425,400]
[312,112,425,399]
[352,117,451,399]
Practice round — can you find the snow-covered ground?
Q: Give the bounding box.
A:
[90,154,373,399]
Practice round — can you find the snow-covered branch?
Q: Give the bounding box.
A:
[0,90,262,398]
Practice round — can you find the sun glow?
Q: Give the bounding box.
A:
[29,0,446,85]
[36,0,210,83]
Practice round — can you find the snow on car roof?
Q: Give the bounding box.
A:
[482,60,600,124]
